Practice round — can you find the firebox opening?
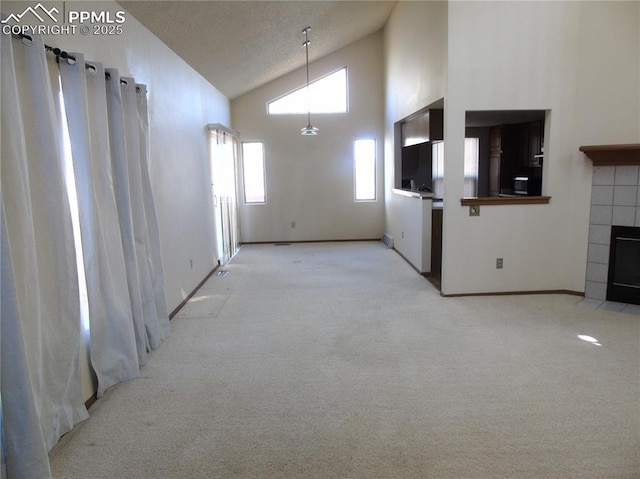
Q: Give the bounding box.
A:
[607,226,640,305]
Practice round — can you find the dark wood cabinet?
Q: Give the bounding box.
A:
[401,109,443,147]
[489,126,502,196]
[517,120,543,167]
[431,207,443,274]
[489,121,544,196]
[399,108,444,190]
[501,124,519,190]
[527,120,543,166]
[518,123,530,167]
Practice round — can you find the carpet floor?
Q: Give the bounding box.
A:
[49,241,640,478]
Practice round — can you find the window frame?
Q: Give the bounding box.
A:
[241,141,267,205]
[267,66,349,115]
[463,137,480,198]
[432,140,445,201]
[353,138,377,202]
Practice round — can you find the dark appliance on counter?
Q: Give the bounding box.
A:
[513,176,529,195]
[513,172,542,196]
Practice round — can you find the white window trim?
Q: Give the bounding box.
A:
[354,138,377,202]
[267,66,349,115]
[241,141,267,205]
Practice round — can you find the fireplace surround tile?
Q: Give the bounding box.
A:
[586,262,608,283]
[614,165,639,185]
[588,224,611,245]
[591,185,614,205]
[578,298,640,315]
[585,280,607,301]
[598,301,628,313]
[623,303,640,315]
[613,185,638,206]
[587,243,609,264]
[593,166,615,185]
[590,205,613,225]
[612,206,636,226]
[582,144,640,302]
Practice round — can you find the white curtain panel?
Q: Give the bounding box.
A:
[1,32,88,476]
[1,207,51,479]
[120,77,167,349]
[104,68,149,365]
[59,55,140,397]
[136,84,171,340]
[105,69,169,363]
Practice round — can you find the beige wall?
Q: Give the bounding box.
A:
[231,31,385,243]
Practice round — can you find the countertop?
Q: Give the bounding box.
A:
[392,188,435,199]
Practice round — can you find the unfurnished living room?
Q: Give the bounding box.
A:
[1,1,639,479]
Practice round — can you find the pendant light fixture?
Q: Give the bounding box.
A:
[300,26,319,136]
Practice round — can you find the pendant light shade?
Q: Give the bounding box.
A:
[301,26,318,136]
[301,123,319,136]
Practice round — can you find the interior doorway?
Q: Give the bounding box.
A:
[209,124,240,265]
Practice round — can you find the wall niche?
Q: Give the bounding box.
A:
[394,99,444,192]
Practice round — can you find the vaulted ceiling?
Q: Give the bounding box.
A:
[117,1,398,100]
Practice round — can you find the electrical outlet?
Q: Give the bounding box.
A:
[291,221,296,228]
[496,258,503,269]
[469,205,480,216]
[190,259,193,269]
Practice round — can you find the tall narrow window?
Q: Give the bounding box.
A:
[241,142,266,204]
[432,141,445,200]
[464,137,480,197]
[354,139,376,201]
[57,77,90,334]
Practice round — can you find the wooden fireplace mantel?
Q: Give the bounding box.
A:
[579,143,640,166]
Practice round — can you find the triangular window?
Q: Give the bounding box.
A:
[268,67,347,115]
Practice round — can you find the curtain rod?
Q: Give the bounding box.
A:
[13,32,138,87]
[207,123,240,138]
[14,32,76,62]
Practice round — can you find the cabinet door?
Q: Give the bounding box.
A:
[500,124,518,192]
[489,126,502,196]
[518,123,530,167]
[528,121,542,166]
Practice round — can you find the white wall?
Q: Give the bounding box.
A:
[231,31,385,243]
[384,1,639,296]
[442,1,639,295]
[383,1,448,260]
[8,0,231,309]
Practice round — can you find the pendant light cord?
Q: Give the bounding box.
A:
[300,26,318,135]
[303,26,311,126]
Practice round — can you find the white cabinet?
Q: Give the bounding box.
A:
[388,189,433,273]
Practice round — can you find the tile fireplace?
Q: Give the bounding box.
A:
[580,144,640,304]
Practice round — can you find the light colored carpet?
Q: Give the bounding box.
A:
[49,241,640,478]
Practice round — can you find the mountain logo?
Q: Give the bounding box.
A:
[1,3,59,24]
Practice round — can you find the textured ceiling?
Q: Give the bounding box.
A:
[117,1,397,99]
